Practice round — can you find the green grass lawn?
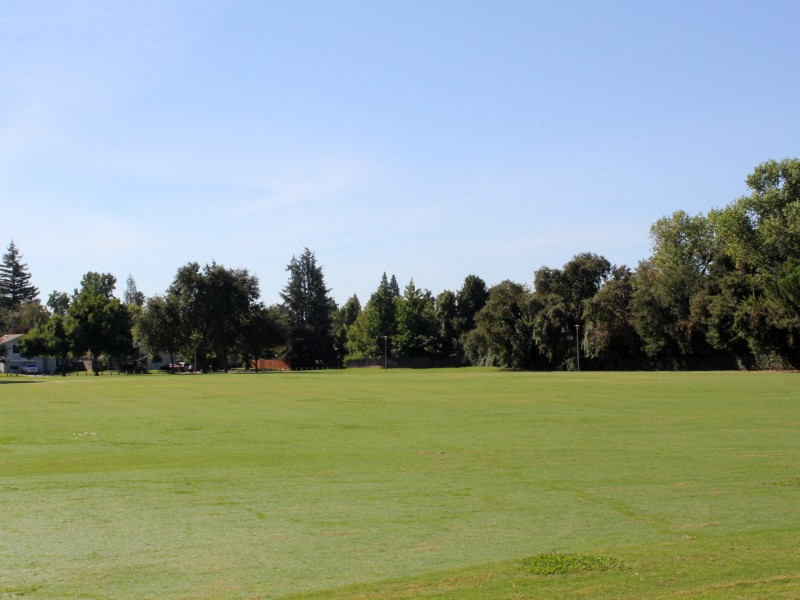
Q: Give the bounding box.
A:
[1,369,798,599]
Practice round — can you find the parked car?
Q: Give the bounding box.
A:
[161,363,191,373]
[22,363,40,375]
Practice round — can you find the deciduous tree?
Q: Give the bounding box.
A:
[69,272,133,374]
[170,262,259,370]
[19,314,72,375]
[463,280,536,369]
[239,302,285,371]
[712,158,800,270]
[47,291,70,316]
[531,253,611,369]
[135,293,187,369]
[583,266,642,369]
[332,294,361,358]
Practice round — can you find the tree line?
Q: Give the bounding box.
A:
[2,158,799,372]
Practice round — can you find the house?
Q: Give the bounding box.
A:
[0,333,50,374]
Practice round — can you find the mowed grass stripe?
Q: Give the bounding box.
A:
[1,370,798,598]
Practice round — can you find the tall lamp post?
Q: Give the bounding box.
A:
[383,336,388,371]
[575,324,580,372]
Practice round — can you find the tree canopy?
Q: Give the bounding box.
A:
[68,272,133,374]
[8,158,800,372]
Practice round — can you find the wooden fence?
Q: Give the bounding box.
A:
[250,359,292,371]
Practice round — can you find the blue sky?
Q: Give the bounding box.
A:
[1,1,798,306]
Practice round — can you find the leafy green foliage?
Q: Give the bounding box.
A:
[134,293,187,366]
[434,289,458,357]
[650,210,714,277]
[712,158,800,270]
[18,314,72,373]
[169,261,260,370]
[772,477,800,487]
[520,552,625,575]
[463,280,536,368]
[455,274,489,342]
[46,291,70,316]
[332,294,361,358]
[9,159,800,371]
[238,302,286,369]
[771,258,800,317]
[345,273,397,360]
[531,253,612,369]
[0,300,49,335]
[68,272,132,373]
[583,266,642,368]
[393,280,437,358]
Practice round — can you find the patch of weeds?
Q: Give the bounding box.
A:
[520,552,626,575]
[1,584,43,595]
[773,477,800,487]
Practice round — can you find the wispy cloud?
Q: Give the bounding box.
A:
[0,1,216,164]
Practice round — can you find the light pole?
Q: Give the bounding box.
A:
[383,336,388,371]
[575,324,580,372]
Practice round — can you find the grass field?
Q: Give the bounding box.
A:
[1,369,798,599]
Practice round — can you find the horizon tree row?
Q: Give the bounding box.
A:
[6,158,800,371]
[461,158,800,370]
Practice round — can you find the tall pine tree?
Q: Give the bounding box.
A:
[389,274,401,297]
[281,248,336,367]
[343,273,397,360]
[0,241,39,308]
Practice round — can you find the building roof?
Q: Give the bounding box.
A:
[0,333,23,345]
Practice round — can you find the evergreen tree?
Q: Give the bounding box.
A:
[344,275,397,360]
[281,249,336,366]
[455,275,488,341]
[434,289,458,358]
[372,273,397,352]
[389,274,401,297]
[393,280,437,358]
[124,274,145,306]
[0,241,39,308]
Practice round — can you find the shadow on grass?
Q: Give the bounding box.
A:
[0,378,43,384]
